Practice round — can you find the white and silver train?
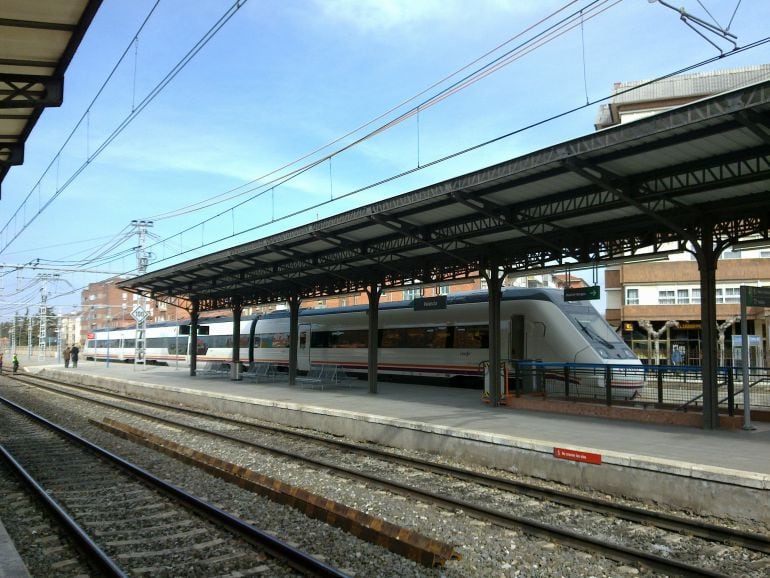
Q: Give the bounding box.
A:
[84,288,643,397]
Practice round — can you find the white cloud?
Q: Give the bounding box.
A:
[310,0,540,34]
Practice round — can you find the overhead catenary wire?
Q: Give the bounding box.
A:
[0,0,251,257]
[132,37,770,277]
[2,3,766,318]
[144,0,610,222]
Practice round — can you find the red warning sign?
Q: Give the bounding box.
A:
[553,447,602,465]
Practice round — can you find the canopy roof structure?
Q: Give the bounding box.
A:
[121,78,770,311]
[0,0,102,197]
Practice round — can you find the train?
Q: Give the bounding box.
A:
[83,288,643,398]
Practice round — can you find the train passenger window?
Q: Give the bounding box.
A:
[272,333,289,348]
[403,327,437,348]
[329,329,367,348]
[380,328,402,348]
[454,325,489,349]
[310,332,328,348]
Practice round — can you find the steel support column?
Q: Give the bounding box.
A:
[230,296,243,381]
[288,294,301,386]
[695,227,720,429]
[190,298,199,377]
[366,283,382,394]
[484,264,505,407]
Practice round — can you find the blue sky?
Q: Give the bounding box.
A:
[1,0,769,317]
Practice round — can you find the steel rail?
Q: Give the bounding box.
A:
[0,392,349,578]
[10,376,748,576]
[0,442,128,578]
[16,373,769,555]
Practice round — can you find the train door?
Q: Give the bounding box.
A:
[510,315,525,360]
[298,323,311,371]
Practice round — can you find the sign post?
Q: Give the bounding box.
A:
[738,286,770,430]
[131,304,148,370]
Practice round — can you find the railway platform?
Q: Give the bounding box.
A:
[0,520,30,578]
[8,359,770,527]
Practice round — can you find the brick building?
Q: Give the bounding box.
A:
[80,277,186,343]
[598,64,770,366]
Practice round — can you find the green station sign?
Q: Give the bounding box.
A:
[745,286,770,307]
[564,285,600,302]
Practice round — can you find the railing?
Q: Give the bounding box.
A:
[509,361,770,412]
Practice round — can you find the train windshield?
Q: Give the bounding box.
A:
[569,313,624,349]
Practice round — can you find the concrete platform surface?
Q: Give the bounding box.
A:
[8,359,770,524]
[0,520,30,578]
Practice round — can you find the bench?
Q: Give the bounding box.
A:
[243,362,277,382]
[195,361,229,377]
[297,363,342,390]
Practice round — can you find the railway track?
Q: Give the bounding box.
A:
[7,373,770,577]
[0,392,348,577]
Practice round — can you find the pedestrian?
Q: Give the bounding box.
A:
[0,352,3,375]
[63,345,71,368]
[70,343,80,368]
[12,354,19,374]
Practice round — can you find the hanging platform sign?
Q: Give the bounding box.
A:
[413,295,447,311]
[564,285,600,301]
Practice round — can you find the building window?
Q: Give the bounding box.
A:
[723,287,740,304]
[692,288,701,304]
[715,288,723,304]
[625,288,639,305]
[760,250,770,258]
[403,287,421,301]
[722,249,741,259]
[658,290,675,305]
[437,284,450,296]
[677,289,689,304]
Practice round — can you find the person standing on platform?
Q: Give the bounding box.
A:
[12,354,19,374]
[70,344,80,368]
[0,352,3,375]
[63,345,71,368]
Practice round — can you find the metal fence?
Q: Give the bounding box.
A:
[509,361,770,413]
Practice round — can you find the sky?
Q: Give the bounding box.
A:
[1,0,770,319]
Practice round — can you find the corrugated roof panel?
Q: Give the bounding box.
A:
[611,64,770,105]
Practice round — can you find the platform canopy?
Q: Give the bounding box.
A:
[121,78,770,311]
[0,0,102,198]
